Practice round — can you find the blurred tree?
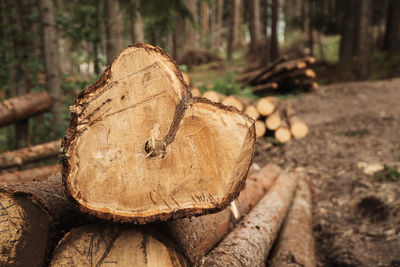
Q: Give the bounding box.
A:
[130,0,144,42]
[384,0,400,54]
[248,0,261,54]
[39,0,63,138]
[186,0,198,49]
[356,0,370,79]
[270,0,279,60]
[105,0,124,64]
[227,0,239,60]
[200,1,210,47]
[216,0,223,46]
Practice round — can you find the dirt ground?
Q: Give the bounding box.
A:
[254,78,400,267]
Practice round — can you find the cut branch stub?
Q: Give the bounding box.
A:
[63,43,255,223]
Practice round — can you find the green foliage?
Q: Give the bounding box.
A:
[373,165,400,182]
[199,73,257,99]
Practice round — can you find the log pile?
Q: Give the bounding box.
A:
[240,56,318,95]
[0,44,315,267]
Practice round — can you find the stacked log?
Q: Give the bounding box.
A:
[0,91,54,127]
[0,44,315,266]
[0,164,60,184]
[241,56,318,95]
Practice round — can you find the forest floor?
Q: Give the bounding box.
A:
[253,78,400,267]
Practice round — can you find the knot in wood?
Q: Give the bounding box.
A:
[145,123,166,158]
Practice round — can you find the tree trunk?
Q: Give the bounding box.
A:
[356,0,370,79]
[200,1,210,47]
[38,0,63,138]
[384,0,400,53]
[0,174,83,266]
[105,0,124,64]
[227,0,240,60]
[0,139,61,169]
[307,0,314,55]
[50,224,189,267]
[269,172,315,267]
[197,171,298,266]
[216,0,224,46]
[0,164,60,184]
[62,43,255,224]
[11,0,31,148]
[270,0,279,60]
[249,0,261,54]
[164,164,282,264]
[186,0,198,49]
[130,0,145,42]
[0,91,54,128]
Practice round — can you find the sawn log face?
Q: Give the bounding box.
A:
[62,43,255,223]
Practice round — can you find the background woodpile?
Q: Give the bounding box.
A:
[240,56,318,95]
[0,93,60,184]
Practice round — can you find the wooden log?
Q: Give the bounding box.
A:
[251,82,278,93]
[0,139,61,169]
[50,224,189,267]
[0,91,53,128]
[0,164,60,184]
[239,56,288,84]
[164,164,282,264]
[244,105,260,121]
[274,119,292,143]
[268,68,316,85]
[269,172,315,267]
[221,95,244,111]
[255,120,266,138]
[190,87,202,97]
[0,174,83,266]
[286,105,309,139]
[256,96,279,116]
[202,90,223,102]
[197,171,298,267]
[265,110,282,131]
[62,43,255,223]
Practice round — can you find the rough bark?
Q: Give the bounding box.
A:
[0,174,83,266]
[39,0,63,137]
[0,165,60,185]
[164,164,282,264]
[105,0,124,64]
[249,0,261,53]
[0,91,54,128]
[130,0,145,42]
[50,224,189,267]
[63,43,255,223]
[197,171,298,267]
[227,0,240,60]
[269,172,315,267]
[0,139,61,169]
[270,0,279,60]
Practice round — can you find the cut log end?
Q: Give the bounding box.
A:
[191,87,202,97]
[221,96,244,111]
[244,105,260,121]
[202,91,222,102]
[63,43,255,223]
[50,225,188,267]
[256,97,279,116]
[291,122,309,139]
[275,127,291,143]
[265,112,282,131]
[0,193,50,266]
[255,120,266,139]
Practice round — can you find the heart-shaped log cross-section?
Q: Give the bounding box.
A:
[62,43,255,223]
